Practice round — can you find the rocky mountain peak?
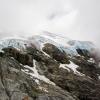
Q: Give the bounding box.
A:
[0,33,100,100]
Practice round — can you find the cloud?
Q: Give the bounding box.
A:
[0,0,99,47]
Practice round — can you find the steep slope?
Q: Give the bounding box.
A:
[0,32,100,100]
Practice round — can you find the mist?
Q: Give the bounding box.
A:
[0,0,100,47]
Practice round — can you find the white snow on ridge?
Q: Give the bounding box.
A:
[38,86,48,93]
[0,32,96,57]
[59,64,70,72]
[87,58,95,63]
[67,61,80,74]
[0,38,27,51]
[22,60,55,85]
[60,61,85,76]
[39,33,70,47]
[29,32,95,56]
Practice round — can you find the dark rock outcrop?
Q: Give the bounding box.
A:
[76,48,90,59]
[2,47,33,67]
[42,43,70,64]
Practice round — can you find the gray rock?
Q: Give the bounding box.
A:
[0,56,75,100]
[1,45,100,100]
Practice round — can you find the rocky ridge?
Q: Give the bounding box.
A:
[0,32,100,100]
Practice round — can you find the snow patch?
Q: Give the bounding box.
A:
[38,86,48,93]
[88,58,95,63]
[59,64,70,72]
[35,79,40,85]
[67,61,79,73]
[22,60,55,85]
[59,61,85,76]
[98,76,100,80]
[41,44,51,57]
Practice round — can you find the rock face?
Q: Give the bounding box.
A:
[42,43,70,64]
[76,48,90,58]
[0,35,100,100]
[0,53,75,100]
[0,56,38,100]
[2,47,33,67]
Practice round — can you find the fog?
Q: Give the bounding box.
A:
[0,0,100,47]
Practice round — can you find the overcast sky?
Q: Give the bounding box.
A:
[0,0,99,47]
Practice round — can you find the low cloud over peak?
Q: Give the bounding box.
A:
[0,0,99,48]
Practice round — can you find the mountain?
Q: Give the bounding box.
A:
[0,32,100,100]
[29,32,95,56]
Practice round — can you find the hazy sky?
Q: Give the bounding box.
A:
[0,0,99,47]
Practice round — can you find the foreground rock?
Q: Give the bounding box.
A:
[0,50,76,100]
